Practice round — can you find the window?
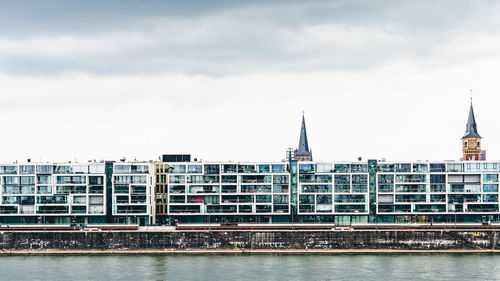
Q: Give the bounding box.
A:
[256,195,272,203]
[54,165,72,174]
[132,165,149,174]
[273,195,289,204]
[395,163,411,172]
[0,166,17,174]
[56,186,86,194]
[317,194,333,204]
[222,175,237,183]
[334,175,350,184]
[19,165,35,174]
[430,194,446,202]
[483,194,498,202]
[73,196,87,204]
[273,185,289,193]
[36,165,53,174]
[300,185,331,193]
[483,184,498,192]
[299,195,314,204]
[352,175,367,184]
[378,164,394,172]
[395,174,426,183]
[334,164,350,173]
[257,165,270,173]
[37,175,51,185]
[430,174,446,183]
[483,174,499,183]
[72,165,89,174]
[316,163,332,173]
[412,163,428,173]
[238,165,255,173]
[273,175,289,184]
[271,164,287,173]
[169,175,185,184]
[167,164,186,174]
[221,185,237,193]
[204,165,220,174]
[299,164,315,173]
[4,176,19,185]
[114,165,131,174]
[300,174,332,183]
[56,176,86,184]
[240,185,271,193]
[335,194,364,203]
[37,186,52,194]
[240,175,271,184]
[89,176,104,185]
[222,164,237,173]
[447,163,464,172]
[188,165,203,173]
[378,174,394,184]
[430,163,446,172]
[351,164,368,173]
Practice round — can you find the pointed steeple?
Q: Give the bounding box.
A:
[295,113,312,161]
[463,101,481,139]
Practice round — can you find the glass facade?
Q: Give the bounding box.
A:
[112,162,154,225]
[4,159,500,226]
[155,160,500,225]
[0,163,107,225]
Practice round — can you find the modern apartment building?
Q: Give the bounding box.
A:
[0,162,107,225]
[154,161,291,224]
[153,102,500,225]
[1,100,498,226]
[0,161,156,226]
[111,162,155,225]
[154,159,500,225]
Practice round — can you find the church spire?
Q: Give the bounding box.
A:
[463,101,481,139]
[295,113,312,161]
[462,97,483,161]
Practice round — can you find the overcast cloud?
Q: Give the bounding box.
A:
[1,0,499,75]
[0,0,500,163]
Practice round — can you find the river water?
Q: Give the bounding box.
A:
[0,254,499,280]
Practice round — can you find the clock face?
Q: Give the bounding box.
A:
[469,141,476,148]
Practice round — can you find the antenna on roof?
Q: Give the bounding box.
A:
[470,89,473,102]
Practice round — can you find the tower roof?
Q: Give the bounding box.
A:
[463,102,481,138]
[296,114,311,156]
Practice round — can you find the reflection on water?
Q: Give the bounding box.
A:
[1,254,499,281]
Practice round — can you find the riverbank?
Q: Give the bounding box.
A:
[1,230,499,252]
[3,248,500,255]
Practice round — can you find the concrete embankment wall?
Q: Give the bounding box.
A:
[1,230,499,252]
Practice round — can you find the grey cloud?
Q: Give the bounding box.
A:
[0,0,499,76]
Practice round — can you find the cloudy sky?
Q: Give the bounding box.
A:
[1,0,500,163]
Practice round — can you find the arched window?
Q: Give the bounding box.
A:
[464,141,468,148]
[478,141,480,148]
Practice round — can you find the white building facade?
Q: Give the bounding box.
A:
[156,160,500,225]
[0,161,156,226]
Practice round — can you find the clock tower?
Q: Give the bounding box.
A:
[462,101,482,161]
